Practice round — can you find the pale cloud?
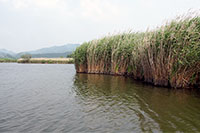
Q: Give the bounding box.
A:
[0,0,199,52]
[0,0,67,9]
[2,0,125,21]
[0,0,8,2]
[12,0,29,9]
[33,0,65,9]
[80,0,123,22]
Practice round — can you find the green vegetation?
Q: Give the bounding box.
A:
[0,58,17,63]
[21,54,32,59]
[20,54,32,63]
[17,58,74,64]
[74,14,200,88]
[66,53,74,58]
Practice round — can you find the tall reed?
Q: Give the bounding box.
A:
[74,13,200,88]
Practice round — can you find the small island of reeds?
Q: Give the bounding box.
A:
[74,13,200,89]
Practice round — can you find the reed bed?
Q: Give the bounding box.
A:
[17,58,74,64]
[74,13,200,88]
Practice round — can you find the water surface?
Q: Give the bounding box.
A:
[0,63,200,132]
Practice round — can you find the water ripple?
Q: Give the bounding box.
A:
[0,64,200,132]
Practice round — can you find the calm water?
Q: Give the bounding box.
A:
[0,63,200,133]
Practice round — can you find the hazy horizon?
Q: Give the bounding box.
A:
[0,43,80,53]
[0,0,200,52]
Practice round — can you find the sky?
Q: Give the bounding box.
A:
[0,0,199,52]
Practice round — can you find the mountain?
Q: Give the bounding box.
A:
[0,52,15,58]
[24,44,80,54]
[0,49,16,55]
[0,49,16,58]
[30,52,73,58]
[0,44,80,58]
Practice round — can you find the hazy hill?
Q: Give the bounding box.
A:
[0,44,80,59]
[23,44,80,54]
[0,49,16,58]
[0,49,16,55]
[30,52,73,58]
[0,52,15,58]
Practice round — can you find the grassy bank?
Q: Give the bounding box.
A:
[17,58,74,64]
[74,14,200,89]
[0,58,17,63]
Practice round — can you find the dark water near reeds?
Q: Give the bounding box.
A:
[0,63,200,133]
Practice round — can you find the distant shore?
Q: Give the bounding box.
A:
[0,58,17,63]
[0,58,74,64]
[17,58,74,64]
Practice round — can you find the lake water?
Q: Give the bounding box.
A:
[0,63,200,133]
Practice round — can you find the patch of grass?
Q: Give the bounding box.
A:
[0,58,17,63]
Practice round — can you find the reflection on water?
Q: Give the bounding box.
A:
[73,73,200,132]
[0,63,200,132]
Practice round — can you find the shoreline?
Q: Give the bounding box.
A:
[0,58,17,63]
[17,58,74,64]
[0,58,74,64]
